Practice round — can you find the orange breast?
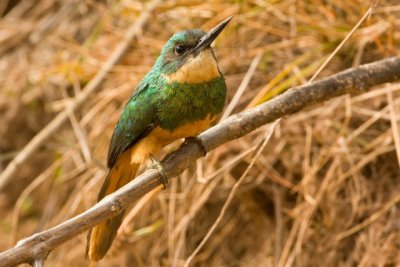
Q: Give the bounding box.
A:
[129,114,217,164]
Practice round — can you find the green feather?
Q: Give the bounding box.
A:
[106,30,226,169]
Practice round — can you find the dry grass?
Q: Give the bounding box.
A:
[1,0,400,266]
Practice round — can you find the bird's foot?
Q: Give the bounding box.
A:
[150,155,168,189]
[184,136,208,156]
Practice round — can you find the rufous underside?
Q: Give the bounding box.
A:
[128,114,217,164]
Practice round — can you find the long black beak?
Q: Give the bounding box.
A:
[193,16,232,53]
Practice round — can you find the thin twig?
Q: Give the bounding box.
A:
[335,192,400,241]
[221,52,263,120]
[0,0,161,191]
[308,7,373,83]
[32,258,44,267]
[183,121,279,267]
[387,88,400,167]
[0,56,399,267]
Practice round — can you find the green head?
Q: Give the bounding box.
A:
[154,17,232,84]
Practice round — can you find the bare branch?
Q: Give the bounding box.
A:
[0,0,161,191]
[0,56,399,267]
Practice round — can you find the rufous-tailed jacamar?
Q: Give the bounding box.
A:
[87,17,232,261]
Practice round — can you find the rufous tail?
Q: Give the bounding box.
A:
[87,153,140,261]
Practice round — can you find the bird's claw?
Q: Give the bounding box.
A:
[150,155,168,189]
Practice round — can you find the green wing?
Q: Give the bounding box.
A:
[107,82,156,168]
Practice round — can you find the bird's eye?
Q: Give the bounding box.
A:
[175,45,186,55]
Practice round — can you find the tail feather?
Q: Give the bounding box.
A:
[87,157,140,261]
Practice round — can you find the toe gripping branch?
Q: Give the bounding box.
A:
[150,155,168,189]
[150,137,207,190]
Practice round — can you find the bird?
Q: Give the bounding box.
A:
[87,16,232,261]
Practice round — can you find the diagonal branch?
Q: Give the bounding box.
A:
[0,0,161,191]
[0,56,399,266]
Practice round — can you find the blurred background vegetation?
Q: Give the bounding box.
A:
[1,0,400,266]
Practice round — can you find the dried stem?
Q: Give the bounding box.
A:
[0,0,161,191]
[184,121,279,267]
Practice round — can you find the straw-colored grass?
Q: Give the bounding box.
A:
[1,0,400,266]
